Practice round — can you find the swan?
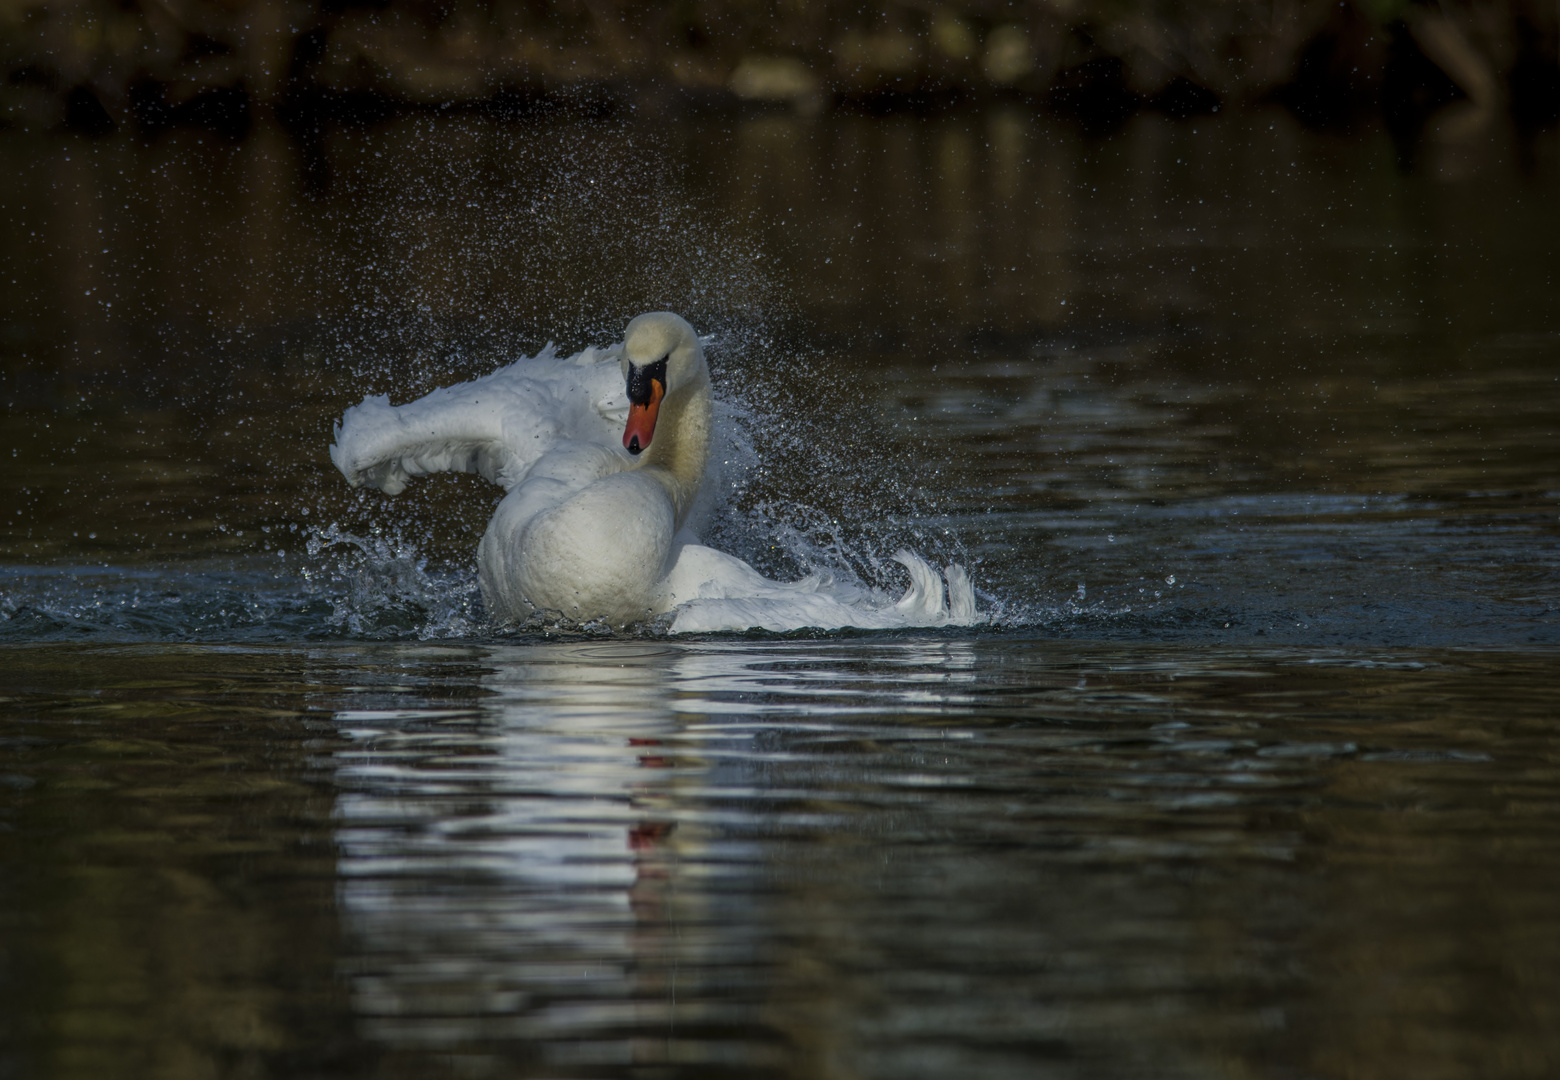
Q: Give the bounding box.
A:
[329,312,979,633]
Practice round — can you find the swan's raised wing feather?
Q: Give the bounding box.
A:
[330,344,628,494]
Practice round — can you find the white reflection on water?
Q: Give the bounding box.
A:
[330,639,984,1064]
[334,643,682,1052]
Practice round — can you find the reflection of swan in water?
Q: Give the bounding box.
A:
[330,639,989,1057]
[329,311,979,632]
[332,642,691,1051]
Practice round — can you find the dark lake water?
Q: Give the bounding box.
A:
[2,106,1559,1076]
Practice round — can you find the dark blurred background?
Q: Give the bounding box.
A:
[3,0,1558,150]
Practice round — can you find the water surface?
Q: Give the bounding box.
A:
[2,106,1559,1076]
[4,639,1559,1078]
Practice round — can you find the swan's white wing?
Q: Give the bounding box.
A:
[329,344,629,495]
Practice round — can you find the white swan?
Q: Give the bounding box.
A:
[329,312,979,633]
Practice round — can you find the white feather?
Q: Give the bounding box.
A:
[329,344,625,495]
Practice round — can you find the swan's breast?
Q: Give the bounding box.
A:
[503,470,676,625]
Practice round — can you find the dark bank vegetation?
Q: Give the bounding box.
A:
[3,0,1559,143]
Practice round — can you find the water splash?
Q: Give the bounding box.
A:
[301,524,481,640]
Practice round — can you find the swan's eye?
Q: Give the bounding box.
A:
[626,358,668,405]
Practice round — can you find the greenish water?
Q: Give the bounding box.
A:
[2,105,1559,1076]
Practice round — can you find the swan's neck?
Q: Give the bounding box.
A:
[637,370,710,528]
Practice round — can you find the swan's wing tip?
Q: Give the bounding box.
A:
[891,550,947,619]
[944,562,980,624]
[327,436,356,486]
[890,551,984,625]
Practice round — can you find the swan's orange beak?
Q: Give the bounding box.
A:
[623,370,665,456]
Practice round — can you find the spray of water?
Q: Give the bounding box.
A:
[256,116,1004,637]
[301,523,481,639]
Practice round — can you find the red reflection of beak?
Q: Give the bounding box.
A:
[629,821,675,850]
[623,378,664,455]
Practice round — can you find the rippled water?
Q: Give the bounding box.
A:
[4,640,1559,1078]
[3,106,1559,1076]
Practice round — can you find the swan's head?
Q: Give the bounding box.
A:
[620,311,704,456]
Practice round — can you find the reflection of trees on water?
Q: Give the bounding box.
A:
[7,107,1551,371]
[9,106,1554,411]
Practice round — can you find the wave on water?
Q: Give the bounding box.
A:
[0,525,472,643]
[12,512,1540,646]
[0,561,333,643]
